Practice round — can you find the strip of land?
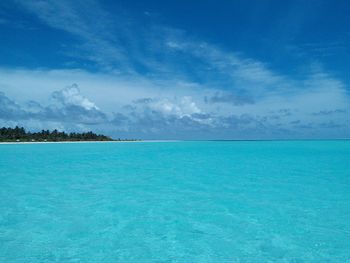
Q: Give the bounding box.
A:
[0,126,138,143]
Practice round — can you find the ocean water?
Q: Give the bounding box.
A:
[0,141,350,262]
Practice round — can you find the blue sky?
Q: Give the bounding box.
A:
[0,0,349,139]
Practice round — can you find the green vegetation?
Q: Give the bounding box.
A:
[0,126,135,142]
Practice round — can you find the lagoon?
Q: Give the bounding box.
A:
[0,141,349,262]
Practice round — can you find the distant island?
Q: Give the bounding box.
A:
[0,126,136,142]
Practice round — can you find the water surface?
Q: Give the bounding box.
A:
[0,141,349,262]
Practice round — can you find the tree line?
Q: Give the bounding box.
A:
[0,126,127,142]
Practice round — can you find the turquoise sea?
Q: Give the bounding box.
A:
[0,141,350,262]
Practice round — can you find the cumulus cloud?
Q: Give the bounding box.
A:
[139,97,200,118]
[0,84,107,129]
[113,96,214,135]
[51,84,99,110]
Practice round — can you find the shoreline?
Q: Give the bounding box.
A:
[0,140,180,145]
[0,141,137,145]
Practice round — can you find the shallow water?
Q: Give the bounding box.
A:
[0,141,350,262]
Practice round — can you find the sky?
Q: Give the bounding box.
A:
[0,0,350,139]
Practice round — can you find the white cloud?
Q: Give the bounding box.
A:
[148,97,201,117]
[51,84,99,110]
